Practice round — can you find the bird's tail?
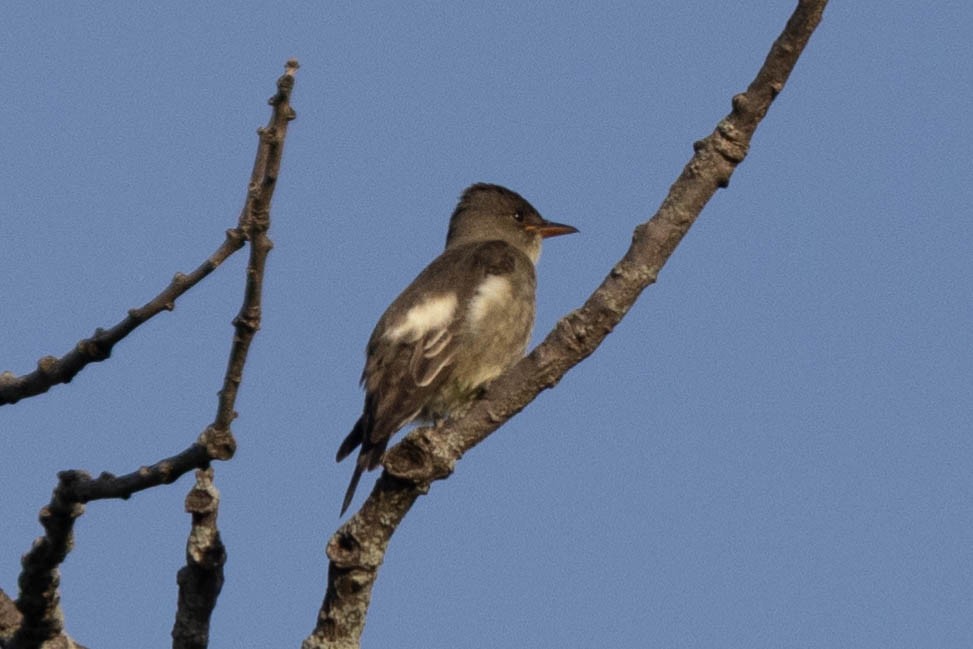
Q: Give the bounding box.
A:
[336,415,390,515]
[336,417,365,462]
[340,458,366,516]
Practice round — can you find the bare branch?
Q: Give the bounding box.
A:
[212,58,298,434]
[9,472,86,649]
[0,59,297,408]
[7,60,299,649]
[172,57,299,648]
[9,445,210,649]
[0,229,245,406]
[303,2,829,646]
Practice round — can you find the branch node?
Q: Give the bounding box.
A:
[36,356,59,377]
[197,426,236,461]
[184,468,220,517]
[77,331,111,362]
[232,309,261,333]
[326,530,363,568]
[731,92,749,113]
[715,119,749,163]
[383,431,455,484]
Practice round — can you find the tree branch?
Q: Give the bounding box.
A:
[171,469,226,649]
[0,232,245,406]
[7,59,299,649]
[171,57,298,649]
[0,58,296,408]
[303,2,828,647]
[10,446,211,649]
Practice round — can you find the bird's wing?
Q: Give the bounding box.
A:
[356,284,461,455]
[408,320,457,387]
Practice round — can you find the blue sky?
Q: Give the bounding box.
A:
[2,2,971,648]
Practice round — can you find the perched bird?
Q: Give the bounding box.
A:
[336,183,577,514]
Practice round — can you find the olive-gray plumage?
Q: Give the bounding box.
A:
[336,183,577,514]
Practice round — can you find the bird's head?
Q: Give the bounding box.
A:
[445,183,577,263]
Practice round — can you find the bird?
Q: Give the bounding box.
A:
[336,183,577,515]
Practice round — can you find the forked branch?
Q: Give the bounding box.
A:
[4,60,299,649]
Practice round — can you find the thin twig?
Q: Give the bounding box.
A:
[172,57,299,649]
[0,231,245,406]
[212,58,298,433]
[303,3,828,647]
[0,60,298,408]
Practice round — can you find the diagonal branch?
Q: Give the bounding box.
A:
[0,58,296,408]
[0,231,245,406]
[303,2,829,647]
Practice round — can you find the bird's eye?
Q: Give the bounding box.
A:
[513,211,525,222]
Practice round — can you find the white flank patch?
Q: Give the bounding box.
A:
[385,293,458,342]
[467,275,511,329]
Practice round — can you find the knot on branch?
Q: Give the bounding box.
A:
[53,471,93,509]
[383,427,456,485]
[551,312,591,357]
[232,307,261,334]
[184,469,225,568]
[326,531,366,569]
[224,227,246,247]
[714,119,750,163]
[184,469,220,517]
[76,329,112,362]
[255,126,277,147]
[241,207,272,239]
[36,356,59,377]
[197,427,236,461]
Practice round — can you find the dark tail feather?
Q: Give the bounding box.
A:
[340,459,366,516]
[337,414,391,515]
[336,417,365,462]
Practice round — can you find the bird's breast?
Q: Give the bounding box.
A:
[450,273,535,391]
